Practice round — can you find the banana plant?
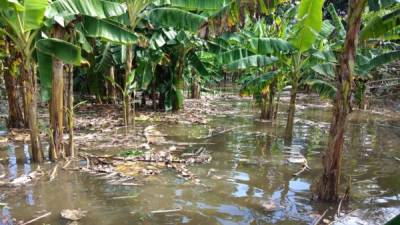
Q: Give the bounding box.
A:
[1,36,25,129]
[36,0,138,160]
[145,2,215,111]
[107,69,137,126]
[316,0,400,202]
[214,6,294,121]
[0,0,49,162]
[282,0,325,143]
[307,3,400,110]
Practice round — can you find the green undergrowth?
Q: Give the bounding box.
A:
[118,149,145,157]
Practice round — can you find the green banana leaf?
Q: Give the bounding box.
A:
[248,38,293,55]
[82,16,137,44]
[23,0,48,31]
[360,8,400,41]
[0,0,24,11]
[36,38,82,65]
[241,71,279,95]
[224,55,278,71]
[37,51,52,102]
[218,49,254,65]
[368,0,398,11]
[290,0,325,52]
[137,60,154,90]
[94,42,113,74]
[306,79,336,99]
[327,3,345,39]
[154,0,230,11]
[76,26,93,53]
[147,8,207,32]
[46,0,126,20]
[312,50,337,63]
[358,50,400,74]
[189,52,209,77]
[311,63,336,77]
[319,20,335,38]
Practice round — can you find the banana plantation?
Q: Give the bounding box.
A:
[1,0,400,224]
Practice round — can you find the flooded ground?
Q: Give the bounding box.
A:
[0,94,399,225]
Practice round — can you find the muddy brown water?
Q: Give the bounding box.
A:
[0,97,400,225]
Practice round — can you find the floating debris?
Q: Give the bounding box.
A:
[61,209,87,221]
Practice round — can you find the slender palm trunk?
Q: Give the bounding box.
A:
[317,0,367,202]
[49,28,65,161]
[21,61,43,162]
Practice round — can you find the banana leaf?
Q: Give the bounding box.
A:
[358,50,400,74]
[36,38,82,65]
[360,8,400,41]
[82,16,137,44]
[46,0,126,20]
[248,38,293,55]
[224,55,278,71]
[289,0,325,52]
[147,8,207,32]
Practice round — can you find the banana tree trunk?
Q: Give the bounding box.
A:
[109,66,117,104]
[274,92,281,120]
[124,45,133,126]
[172,48,186,112]
[4,67,24,128]
[284,74,299,145]
[66,65,74,157]
[266,79,277,120]
[260,93,269,120]
[317,0,367,202]
[4,40,24,128]
[191,72,200,99]
[21,72,29,128]
[21,61,43,162]
[49,28,65,161]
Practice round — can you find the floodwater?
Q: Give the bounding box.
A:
[1,96,400,225]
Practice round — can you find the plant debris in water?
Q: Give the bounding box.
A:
[118,150,145,157]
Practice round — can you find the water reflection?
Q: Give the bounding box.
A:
[1,207,13,225]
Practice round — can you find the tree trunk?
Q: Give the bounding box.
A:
[124,45,133,126]
[66,65,74,157]
[191,72,201,99]
[21,71,29,128]
[274,92,280,120]
[266,79,277,120]
[172,48,186,112]
[284,74,299,145]
[3,43,24,129]
[21,62,43,162]
[151,79,157,110]
[4,72,24,129]
[316,0,367,202]
[49,27,65,161]
[260,93,269,120]
[109,66,117,104]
